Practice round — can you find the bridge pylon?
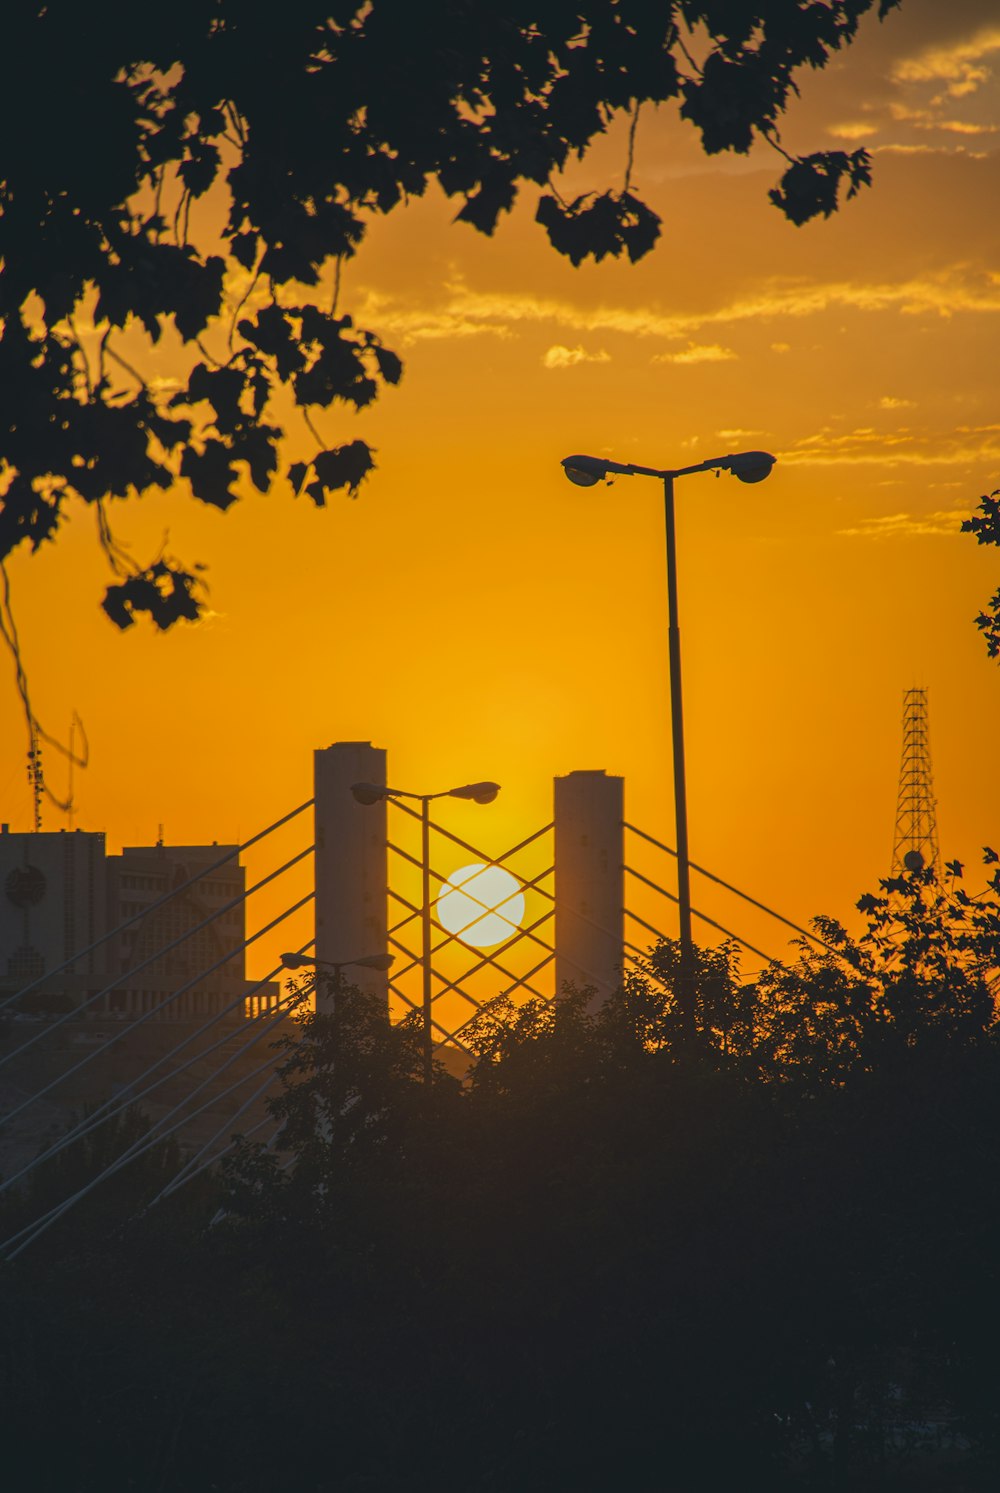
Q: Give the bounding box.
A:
[554,770,624,1010]
[314,742,389,1010]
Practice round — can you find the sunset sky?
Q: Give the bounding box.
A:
[2,0,999,991]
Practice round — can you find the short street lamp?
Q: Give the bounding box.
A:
[560,447,776,1035]
[279,950,395,1013]
[351,779,500,1082]
[280,950,395,982]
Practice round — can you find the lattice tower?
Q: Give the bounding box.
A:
[891,687,939,875]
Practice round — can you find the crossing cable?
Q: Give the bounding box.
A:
[384,852,558,1005]
[624,823,843,957]
[0,844,315,1074]
[1,997,301,1260]
[385,864,556,983]
[388,798,553,867]
[0,951,309,1201]
[385,872,548,972]
[386,908,556,1015]
[423,911,557,1011]
[389,867,637,1027]
[387,979,475,1056]
[0,892,315,1135]
[0,797,315,1015]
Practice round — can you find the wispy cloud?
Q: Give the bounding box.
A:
[828,121,873,142]
[878,396,915,410]
[892,26,1000,95]
[837,511,965,539]
[542,344,610,369]
[889,101,997,135]
[652,343,737,365]
[356,265,1000,350]
[783,423,1000,469]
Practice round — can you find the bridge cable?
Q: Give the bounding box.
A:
[0,797,314,1015]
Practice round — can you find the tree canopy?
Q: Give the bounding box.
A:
[3,855,1000,1489]
[963,488,1000,662]
[0,0,899,628]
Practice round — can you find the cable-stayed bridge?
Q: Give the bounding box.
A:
[0,741,832,1258]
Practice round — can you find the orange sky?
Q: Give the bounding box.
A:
[2,0,999,996]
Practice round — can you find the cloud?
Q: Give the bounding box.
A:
[836,511,964,539]
[828,122,873,142]
[892,26,1000,94]
[542,344,610,369]
[652,343,737,365]
[717,428,762,443]
[888,100,998,135]
[782,422,1000,469]
[873,141,990,158]
[354,264,1000,354]
[878,396,915,410]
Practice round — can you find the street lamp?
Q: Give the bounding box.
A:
[350,779,500,1082]
[560,447,776,1036]
[279,949,395,1011]
[280,951,395,980]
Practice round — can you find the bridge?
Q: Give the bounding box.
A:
[0,741,830,1258]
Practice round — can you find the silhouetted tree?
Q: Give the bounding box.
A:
[7,854,1000,1490]
[0,0,901,627]
[963,487,1000,660]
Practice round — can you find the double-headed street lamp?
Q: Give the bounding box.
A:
[560,448,776,1035]
[279,950,395,995]
[351,779,500,1082]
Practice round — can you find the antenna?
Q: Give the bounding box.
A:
[66,716,76,832]
[891,687,939,875]
[27,723,43,833]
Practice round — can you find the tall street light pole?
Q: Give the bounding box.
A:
[351,779,500,1084]
[560,447,776,1038]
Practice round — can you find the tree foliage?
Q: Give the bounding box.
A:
[4,856,1000,1488]
[0,0,900,627]
[963,488,1000,660]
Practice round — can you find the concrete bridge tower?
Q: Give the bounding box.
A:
[314,742,389,1011]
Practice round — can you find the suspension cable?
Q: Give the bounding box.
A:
[0,892,314,1133]
[150,1062,288,1206]
[623,822,841,955]
[0,798,314,1014]
[0,844,314,1073]
[0,948,310,1201]
[626,906,773,964]
[2,1003,298,1260]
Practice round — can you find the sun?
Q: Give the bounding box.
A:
[436,863,526,948]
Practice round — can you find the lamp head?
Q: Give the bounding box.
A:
[724,450,776,485]
[352,953,395,972]
[280,951,315,970]
[561,454,606,487]
[449,781,501,805]
[351,781,386,805]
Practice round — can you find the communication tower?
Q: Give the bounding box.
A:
[891,687,939,875]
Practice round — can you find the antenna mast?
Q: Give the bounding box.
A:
[891,687,939,875]
[27,722,43,832]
